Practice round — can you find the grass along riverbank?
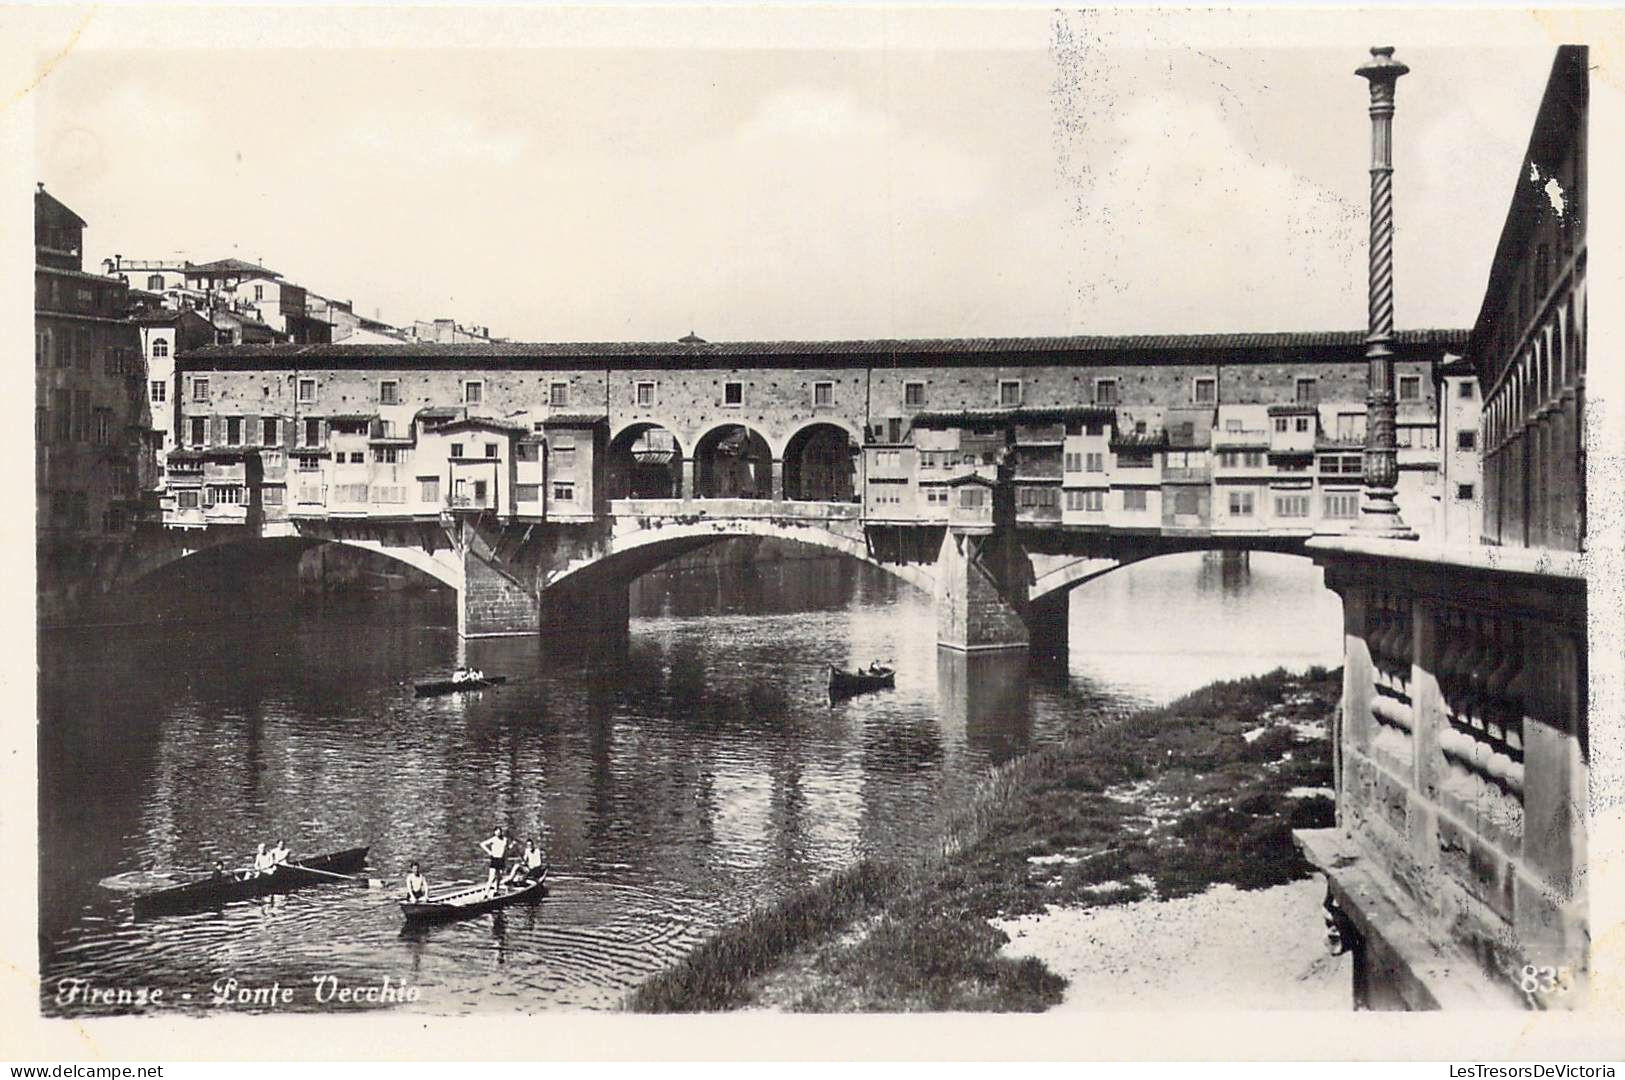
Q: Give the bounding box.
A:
[627,666,1342,1013]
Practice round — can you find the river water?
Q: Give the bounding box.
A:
[37,550,1341,1016]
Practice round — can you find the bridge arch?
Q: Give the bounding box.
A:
[114,528,465,597]
[693,423,773,500]
[1027,540,1315,606]
[781,420,861,502]
[545,515,935,601]
[607,421,687,500]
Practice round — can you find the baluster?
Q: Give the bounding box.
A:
[1395,597,1414,676]
[1438,609,1471,711]
[1378,595,1402,678]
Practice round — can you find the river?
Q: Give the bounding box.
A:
[37,549,1342,1015]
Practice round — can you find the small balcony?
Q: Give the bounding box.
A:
[1212,427,1271,449]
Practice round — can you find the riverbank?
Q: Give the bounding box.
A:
[627,665,1342,1012]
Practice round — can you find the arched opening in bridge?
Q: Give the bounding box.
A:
[694,424,772,500]
[116,537,457,627]
[607,424,685,500]
[782,422,859,502]
[1052,550,1340,703]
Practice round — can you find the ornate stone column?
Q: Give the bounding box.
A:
[1354,47,1417,538]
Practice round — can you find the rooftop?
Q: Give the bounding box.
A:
[189,257,281,278]
[541,413,610,427]
[912,405,1116,429]
[179,328,1469,367]
[35,186,87,230]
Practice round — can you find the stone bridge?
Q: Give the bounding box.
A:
[94,496,1314,656]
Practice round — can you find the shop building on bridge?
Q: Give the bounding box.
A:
[164,329,1467,540]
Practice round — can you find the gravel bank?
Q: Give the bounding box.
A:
[993,877,1350,1010]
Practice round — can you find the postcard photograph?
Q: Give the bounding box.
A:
[5,3,1623,1062]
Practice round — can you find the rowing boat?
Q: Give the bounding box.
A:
[131,846,370,917]
[414,675,508,698]
[828,665,895,701]
[399,864,549,923]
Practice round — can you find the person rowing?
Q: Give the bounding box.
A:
[246,843,272,879]
[479,826,510,894]
[404,861,429,903]
[266,838,292,875]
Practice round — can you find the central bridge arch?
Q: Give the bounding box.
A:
[545,502,936,603]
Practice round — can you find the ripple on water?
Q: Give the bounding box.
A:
[39,552,1340,1015]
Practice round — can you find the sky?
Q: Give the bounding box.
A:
[29,9,1559,344]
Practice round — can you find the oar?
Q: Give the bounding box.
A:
[101,866,243,891]
[286,862,390,889]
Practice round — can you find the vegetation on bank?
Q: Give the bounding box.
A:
[627,666,1341,1013]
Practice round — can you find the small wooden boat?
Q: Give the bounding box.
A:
[414,674,507,698]
[400,865,549,923]
[828,664,895,701]
[132,845,371,917]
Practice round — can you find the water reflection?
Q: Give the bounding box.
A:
[937,650,1032,765]
[39,548,1340,1015]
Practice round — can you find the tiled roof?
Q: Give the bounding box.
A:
[211,309,272,330]
[1266,403,1320,415]
[179,328,1469,365]
[540,413,609,427]
[435,416,529,435]
[36,187,87,228]
[166,447,255,463]
[944,471,997,486]
[189,257,280,277]
[912,404,1116,428]
[36,265,123,284]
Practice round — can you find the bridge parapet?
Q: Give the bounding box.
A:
[1303,538,1586,1008]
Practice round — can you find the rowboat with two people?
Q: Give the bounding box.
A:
[414,667,507,697]
[131,845,372,917]
[828,660,895,702]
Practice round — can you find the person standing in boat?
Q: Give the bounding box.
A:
[404,862,429,903]
[479,826,510,894]
[212,859,229,882]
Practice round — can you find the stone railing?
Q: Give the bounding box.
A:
[1300,537,1586,1009]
